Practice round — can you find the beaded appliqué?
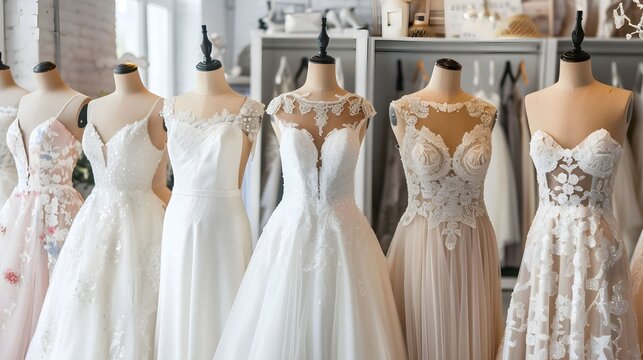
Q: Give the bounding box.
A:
[267,92,376,135]
[393,96,495,250]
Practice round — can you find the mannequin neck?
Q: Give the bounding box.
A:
[34,69,68,91]
[424,64,463,98]
[557,59,595,88]
[0,70,17,89]
[299,63,342,94]
[113,70,148,95]
[194,67,234,95]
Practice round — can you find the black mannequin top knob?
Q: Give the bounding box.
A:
[310,18,335,65]
[113,62,138,74]
[33,61,56,73]
[561,11,591,62]
[436,58,462,71]
[196,25,222,71]
[0,52,9,71]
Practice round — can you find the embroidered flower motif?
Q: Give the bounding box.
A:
[3,269,19,285]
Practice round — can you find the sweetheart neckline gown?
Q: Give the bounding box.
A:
[387,95,504,360]
[26,100,166,360]
[0,94,84,360]
[502,128,640,359]
[154,97,264,359]
[213,92,407,360]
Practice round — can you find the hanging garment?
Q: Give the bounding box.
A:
[502,129,640,358]
[387,96,503,360]
[629,63,643,229]
[477,90,521,264]
[0,95,84,360]
[214,92,407,360]
[154,97,263,359]
[26,100,165,359]
[0,106,18,207]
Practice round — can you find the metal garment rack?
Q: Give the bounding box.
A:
[249,29,369,241]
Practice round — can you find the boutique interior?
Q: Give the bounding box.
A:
[1,0,643,359]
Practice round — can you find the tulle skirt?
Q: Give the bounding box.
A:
[26,188,164,360]
[0,185,82,360]
[387,215,503,360]
[502,204,640,359]
[155,189,251,359]
[0,167,17,208]
[213,200,407,360]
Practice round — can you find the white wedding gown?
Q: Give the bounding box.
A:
[155,97,264,359]
[0,106,18,207]
[214,92,407,360]
[502,129,640,359]
[26,101,166,359]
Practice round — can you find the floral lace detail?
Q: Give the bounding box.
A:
[0,106,18,171]
[393,96,496,250]
[162,96,264,153]
[502,129,640,359]
[267,92,376,136]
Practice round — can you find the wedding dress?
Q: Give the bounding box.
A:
[0,106,18,207]
[0,95,84,360]
[387,96,503,360]
[213,92,407,360]
[26,100,166,360]
[154,97,264,359]
[502,129,640,359]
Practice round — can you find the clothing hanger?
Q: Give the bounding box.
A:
[517,60,529,85]
[294,57,309,86]
[412,59,430,88]
[500,60,515,89]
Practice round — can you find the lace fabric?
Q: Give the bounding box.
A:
[502,128,641,359]
[0,107,17,171]
[392,96,496,250]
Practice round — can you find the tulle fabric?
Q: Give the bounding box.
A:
[25,189,164,359]
[0,167,17,207]
[213,201,407,360]
[388,216,503,360]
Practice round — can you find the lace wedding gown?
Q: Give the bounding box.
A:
[213,92,407,360]
[0,106,18,207]
[155,97,264,359]
[502,129,640,359]
[387,96,503,360]
[26,100,165,360]
[0,96,84,360]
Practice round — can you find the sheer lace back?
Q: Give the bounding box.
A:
[84,100,164,192]
[266,92,375,207]
[530,129,621,211]
[162,97,264,191]
[392,96,496,250]
[0,107,17,171]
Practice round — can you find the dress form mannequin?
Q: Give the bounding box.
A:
[271,18,367,150]
[391,58,493,153]
[0,53,28,107]
[171,25,250,185]
[525,11,633,146]
[17,61,88,143]
[88,63,170,203]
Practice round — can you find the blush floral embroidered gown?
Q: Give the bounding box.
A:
[155,97,263,359]
[387,96,503,360]
[0,106,18,207]
[213,92,407,360]
[502,129,640,359]
[0,95,84,360]
[26,100,165,359]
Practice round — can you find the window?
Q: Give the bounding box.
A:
[115,0,174,98]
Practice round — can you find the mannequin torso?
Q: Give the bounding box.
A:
[0,70,28,107]
[172,67,250,186]
[525,59,633,147]
[17,67,88,144]
[88,67,170,204]
[391,63,494,153]
[271,62,368,153]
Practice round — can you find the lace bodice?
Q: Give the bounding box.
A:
[162,97,264,191]
[0,107,17,172]
[84,108,163,192]
[6,117,82,189]
[392,96,496,250]
[267,92,375,208]
[530,129,621,211]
